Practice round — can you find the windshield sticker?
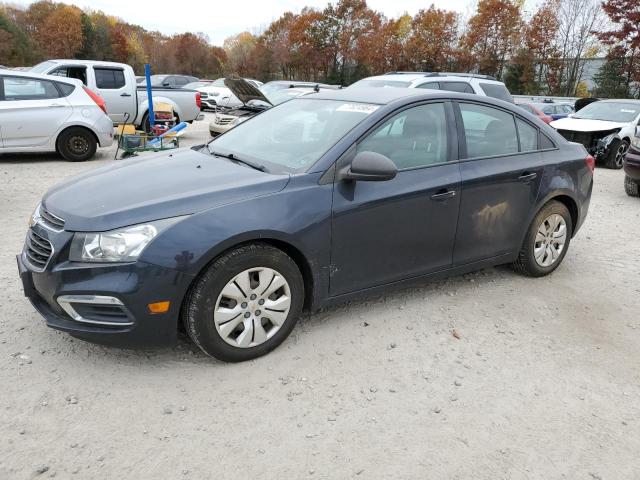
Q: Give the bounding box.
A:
[337,103,380,114]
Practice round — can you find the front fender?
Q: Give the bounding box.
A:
[140,173,334,307]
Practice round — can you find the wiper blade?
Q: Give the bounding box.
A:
[210,151,267,172]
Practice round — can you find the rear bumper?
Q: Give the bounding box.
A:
[17,252,194,348]
[94,115,115,147]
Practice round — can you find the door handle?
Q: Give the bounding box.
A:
[430,190,456,201]
[48,103,64,108]
[518,172,538,182]
[120,93,132,97]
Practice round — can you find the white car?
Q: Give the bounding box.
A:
[199,78,263,110]
[551,100,640,169]
[0,70,113,161]
[350,72,514,103]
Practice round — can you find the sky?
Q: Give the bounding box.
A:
[10,0,542,46]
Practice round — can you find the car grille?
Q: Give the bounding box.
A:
[557,130,594,149]
[200,92,208,99]
[40,206,65,231]
[214,116,234,125]
[24,229,53,271]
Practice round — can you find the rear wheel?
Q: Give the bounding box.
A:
[512,201,573,277]
[625,175,640,197]
[603,139,628,169]
[183,244,304,362]
[56,127,97,162]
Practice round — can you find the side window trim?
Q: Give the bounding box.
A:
[352,100,458,171]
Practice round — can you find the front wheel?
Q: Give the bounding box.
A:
[512,201,573,277]
[183,244,304,362]
[603,139,629,169]
[57,127,97,162]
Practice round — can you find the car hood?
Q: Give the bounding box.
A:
[224,78,272,106]
[43,148,289,232]
[550,117,627,132]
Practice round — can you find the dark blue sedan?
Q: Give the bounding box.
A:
[18,88,594,361]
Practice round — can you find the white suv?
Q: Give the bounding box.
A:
[350,72,514,103]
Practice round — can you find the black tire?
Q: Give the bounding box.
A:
[625,175,640,197]
[141,112,180,134]
[183,243,304,362]
[603,138,629,169]
[56,127,97,162]
[512,201,573,277]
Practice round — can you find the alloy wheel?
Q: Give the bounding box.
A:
[533,213,567,267]
[615,142,629,168]
[214,267,291,348]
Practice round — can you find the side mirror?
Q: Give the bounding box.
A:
[343,151,397,182]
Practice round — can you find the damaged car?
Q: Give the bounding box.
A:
[550,100,640,169]
[209,78,340,137]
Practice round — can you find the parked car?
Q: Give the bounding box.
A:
[551,99,640,169]
[198,78,263,110]
[623,129,640,197]
[17,88,593,361]
[0,71,113,161]
[138,74,199,88]
[30,60,203,131]
[209,78,340,137]
[349,72,514,102]
[516,102,553,124]
[535,101,574,120]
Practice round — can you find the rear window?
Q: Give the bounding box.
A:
[479,83,514,103]
[1,76,60,100]
[56,82,75,97]
[95,68,125,89]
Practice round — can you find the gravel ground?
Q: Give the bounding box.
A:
[1,114,639,479]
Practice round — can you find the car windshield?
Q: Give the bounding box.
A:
[184,81,210,89]
[208,98,379,173]
[30,61,57,73]
[211,78,226,87]
[574,102,640,122]
[350,79,412,88]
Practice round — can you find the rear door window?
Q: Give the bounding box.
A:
[49,66,87,85]
[459,103,518,158]
[1,76,60,100]
[479,83,514,103]
[416,82,440,90]
[441,81,474,94]
[94,68,126,89]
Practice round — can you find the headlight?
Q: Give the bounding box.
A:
[69,217,184,263]
[28,204,40,228]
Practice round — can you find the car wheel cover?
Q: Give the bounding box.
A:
[615,142,628,167]
[214,267,291,348]
[68,135,89,155]
[534,213,567,268]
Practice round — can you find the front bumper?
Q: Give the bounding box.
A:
[17,244,194,348]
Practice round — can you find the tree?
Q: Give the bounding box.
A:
[223,32,258,76]
[36,4,83,57]
[460,0,523,79]
[597,0,640,98]
[0,5,38,66]
[526,0,560,93]
[406,6,458,72]
[504,48,537,94]
[593,57,631,97]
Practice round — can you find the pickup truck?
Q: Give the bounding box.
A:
[30,60,203,130]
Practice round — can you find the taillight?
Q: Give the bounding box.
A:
[195,92,201,109]
[83,86,107,114]
[585,154,595,173]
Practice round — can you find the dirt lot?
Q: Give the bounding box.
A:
[1,114,639,479]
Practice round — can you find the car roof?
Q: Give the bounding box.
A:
[308,87,515,108]
[361,73,504,84]
[598,99,640,104]
[0,69,80,85]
